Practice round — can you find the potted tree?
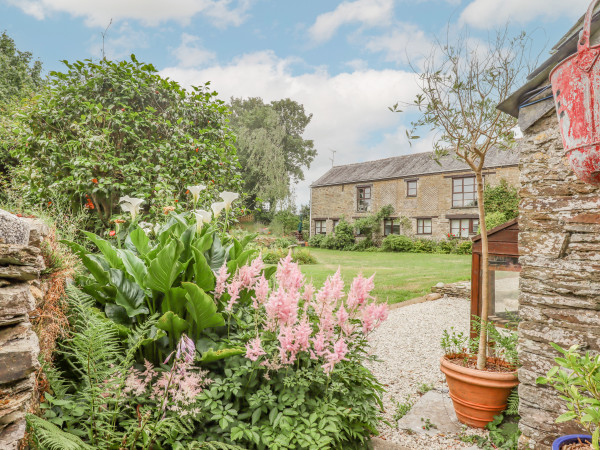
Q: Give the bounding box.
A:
[392,28,535,427]
[537,344,599,450]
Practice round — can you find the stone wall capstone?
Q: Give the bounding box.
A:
[0,210,45,450]
[518,112,600,449]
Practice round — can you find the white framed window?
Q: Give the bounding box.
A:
[357,186,372,212]
[417,218,432,235]
[450,218,478,238]
[407,180,417,197]
[452,177,477,208]
[315,220,326,235]
[384,218,400,236]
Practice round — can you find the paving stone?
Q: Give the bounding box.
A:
[396,390,462,436]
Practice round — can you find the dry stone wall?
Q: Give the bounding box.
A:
[518,112,600,448]
[0,211,46,450]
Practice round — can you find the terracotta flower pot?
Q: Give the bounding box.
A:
[440,356,519,428]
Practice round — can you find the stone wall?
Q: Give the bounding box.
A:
[0,211,46,450]
[518,112,600,448]
[310,165,520,240]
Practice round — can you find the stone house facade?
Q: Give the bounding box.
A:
[310,148,520,241]
[496,7,600,448]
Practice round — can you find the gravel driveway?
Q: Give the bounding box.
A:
[366,296,488,449]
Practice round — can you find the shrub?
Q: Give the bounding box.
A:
[483,179,519,221]
[352,237,376,251]
[482,211,508,232]
[456,240,473,255]
[272,236,296,249]
[413,238,436,253]
[308,233,325,247]
[381,234,414,252]
[332,219,356,250]
[261,247,316,265]
[319,234,337,249]
[11,56,242,227]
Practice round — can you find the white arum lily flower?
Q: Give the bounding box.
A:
[211,201,226,218]
[220,191,239,210]
[193,209,212,231]
[119,196,144,222]
[187,185,206,204]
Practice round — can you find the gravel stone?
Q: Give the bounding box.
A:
[367,297,489,449]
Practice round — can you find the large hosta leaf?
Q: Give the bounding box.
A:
[164,287,188,317]
[82,231,124,269]
[146,239,183,293]
[82,254,110,284]
[199,347,245,364]
[59,240,88,259]
[191,247,216,292]
[105,303,131,326]
[109,269,148,317]
[205,234,228,270]
[128,227,150,257]
[181,282,225,332]
[117,249,148,288]
[179,225,196,263]
[156,311,189,344]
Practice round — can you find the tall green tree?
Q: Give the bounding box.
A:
[229,97,315,211]
[0,32,44,176]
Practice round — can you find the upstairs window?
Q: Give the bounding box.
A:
[315,220,326,235]
[384,218,400,236]
[417,218,432,235]
[332,219,340,231]
[357,186,372,212]
[452,177,477,208]
[450,218,479,238]
[406,180,417,197]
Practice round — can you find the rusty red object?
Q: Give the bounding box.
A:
[550,0,600,185]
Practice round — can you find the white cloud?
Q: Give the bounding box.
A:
[173,34,216,67]
[365,23,433,67]
[6,0,254,27]
[308,0,395,43]
[161,50,423,205]
[460,0,590,28]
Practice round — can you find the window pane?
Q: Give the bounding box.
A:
[450,220,459,236]
[384,220,391,235]
[364,187,371,198]
[473,219,479,232]
[463,177,474,186]
[453,179,462,191]
[424,219,432,234]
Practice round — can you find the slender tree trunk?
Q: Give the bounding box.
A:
[475,170,489,370]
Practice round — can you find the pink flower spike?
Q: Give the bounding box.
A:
[252,275,269,309]
[245,337,266,362]
[214,264,229,299]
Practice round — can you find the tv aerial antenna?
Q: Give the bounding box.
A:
[329,148,337,167]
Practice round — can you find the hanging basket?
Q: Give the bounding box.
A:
[550,0,600,185]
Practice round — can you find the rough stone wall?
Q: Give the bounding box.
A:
[310,165,520,239]
[0,212,47,450]
[518,112,600,449]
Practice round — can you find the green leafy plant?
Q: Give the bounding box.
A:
[308,233,325,248]
[10,56,241,227]
[393,396,414,424]
[62,211,262,364]
[353,204,394,241]
[417,383,433,395]
[537,344,600,449]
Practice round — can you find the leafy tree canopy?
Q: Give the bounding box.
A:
[0,31,43,104]
[10,56,242,225]
[229,97,316,209]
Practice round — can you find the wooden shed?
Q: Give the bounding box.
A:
[470,219,520,334]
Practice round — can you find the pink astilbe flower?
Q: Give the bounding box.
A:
[322,338,349,374]
[302,283,315,303]
[347,273,375,311]
[245,337,266,361]
[294,317,312,353]
[312,330,328,358]
[238,256,264,288]
[315,269,344,308]
[336,305,349,331]
[361,303,389,335]
[265,286,299,329]
[276,252,304,291]
[214,264,229,299]
[278,325,298,364]
[226,279,242,312]
[252,275,269,309]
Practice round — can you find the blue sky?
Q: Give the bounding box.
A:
[1,0,592,206]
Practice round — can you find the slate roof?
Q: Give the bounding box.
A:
[311,147,519,188]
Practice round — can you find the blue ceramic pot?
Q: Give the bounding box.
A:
[552,434,593,449]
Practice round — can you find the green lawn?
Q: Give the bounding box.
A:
[299,248,471,305]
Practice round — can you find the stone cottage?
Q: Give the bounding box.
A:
[309,148,519,241]
[496,5,600,448]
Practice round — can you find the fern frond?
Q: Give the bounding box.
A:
[191,442,247,450]
[507,388,519,416]
[26,414,93,450]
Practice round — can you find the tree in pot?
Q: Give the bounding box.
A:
[391,28,535,426]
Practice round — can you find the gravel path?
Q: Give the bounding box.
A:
[366,296,488,449]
